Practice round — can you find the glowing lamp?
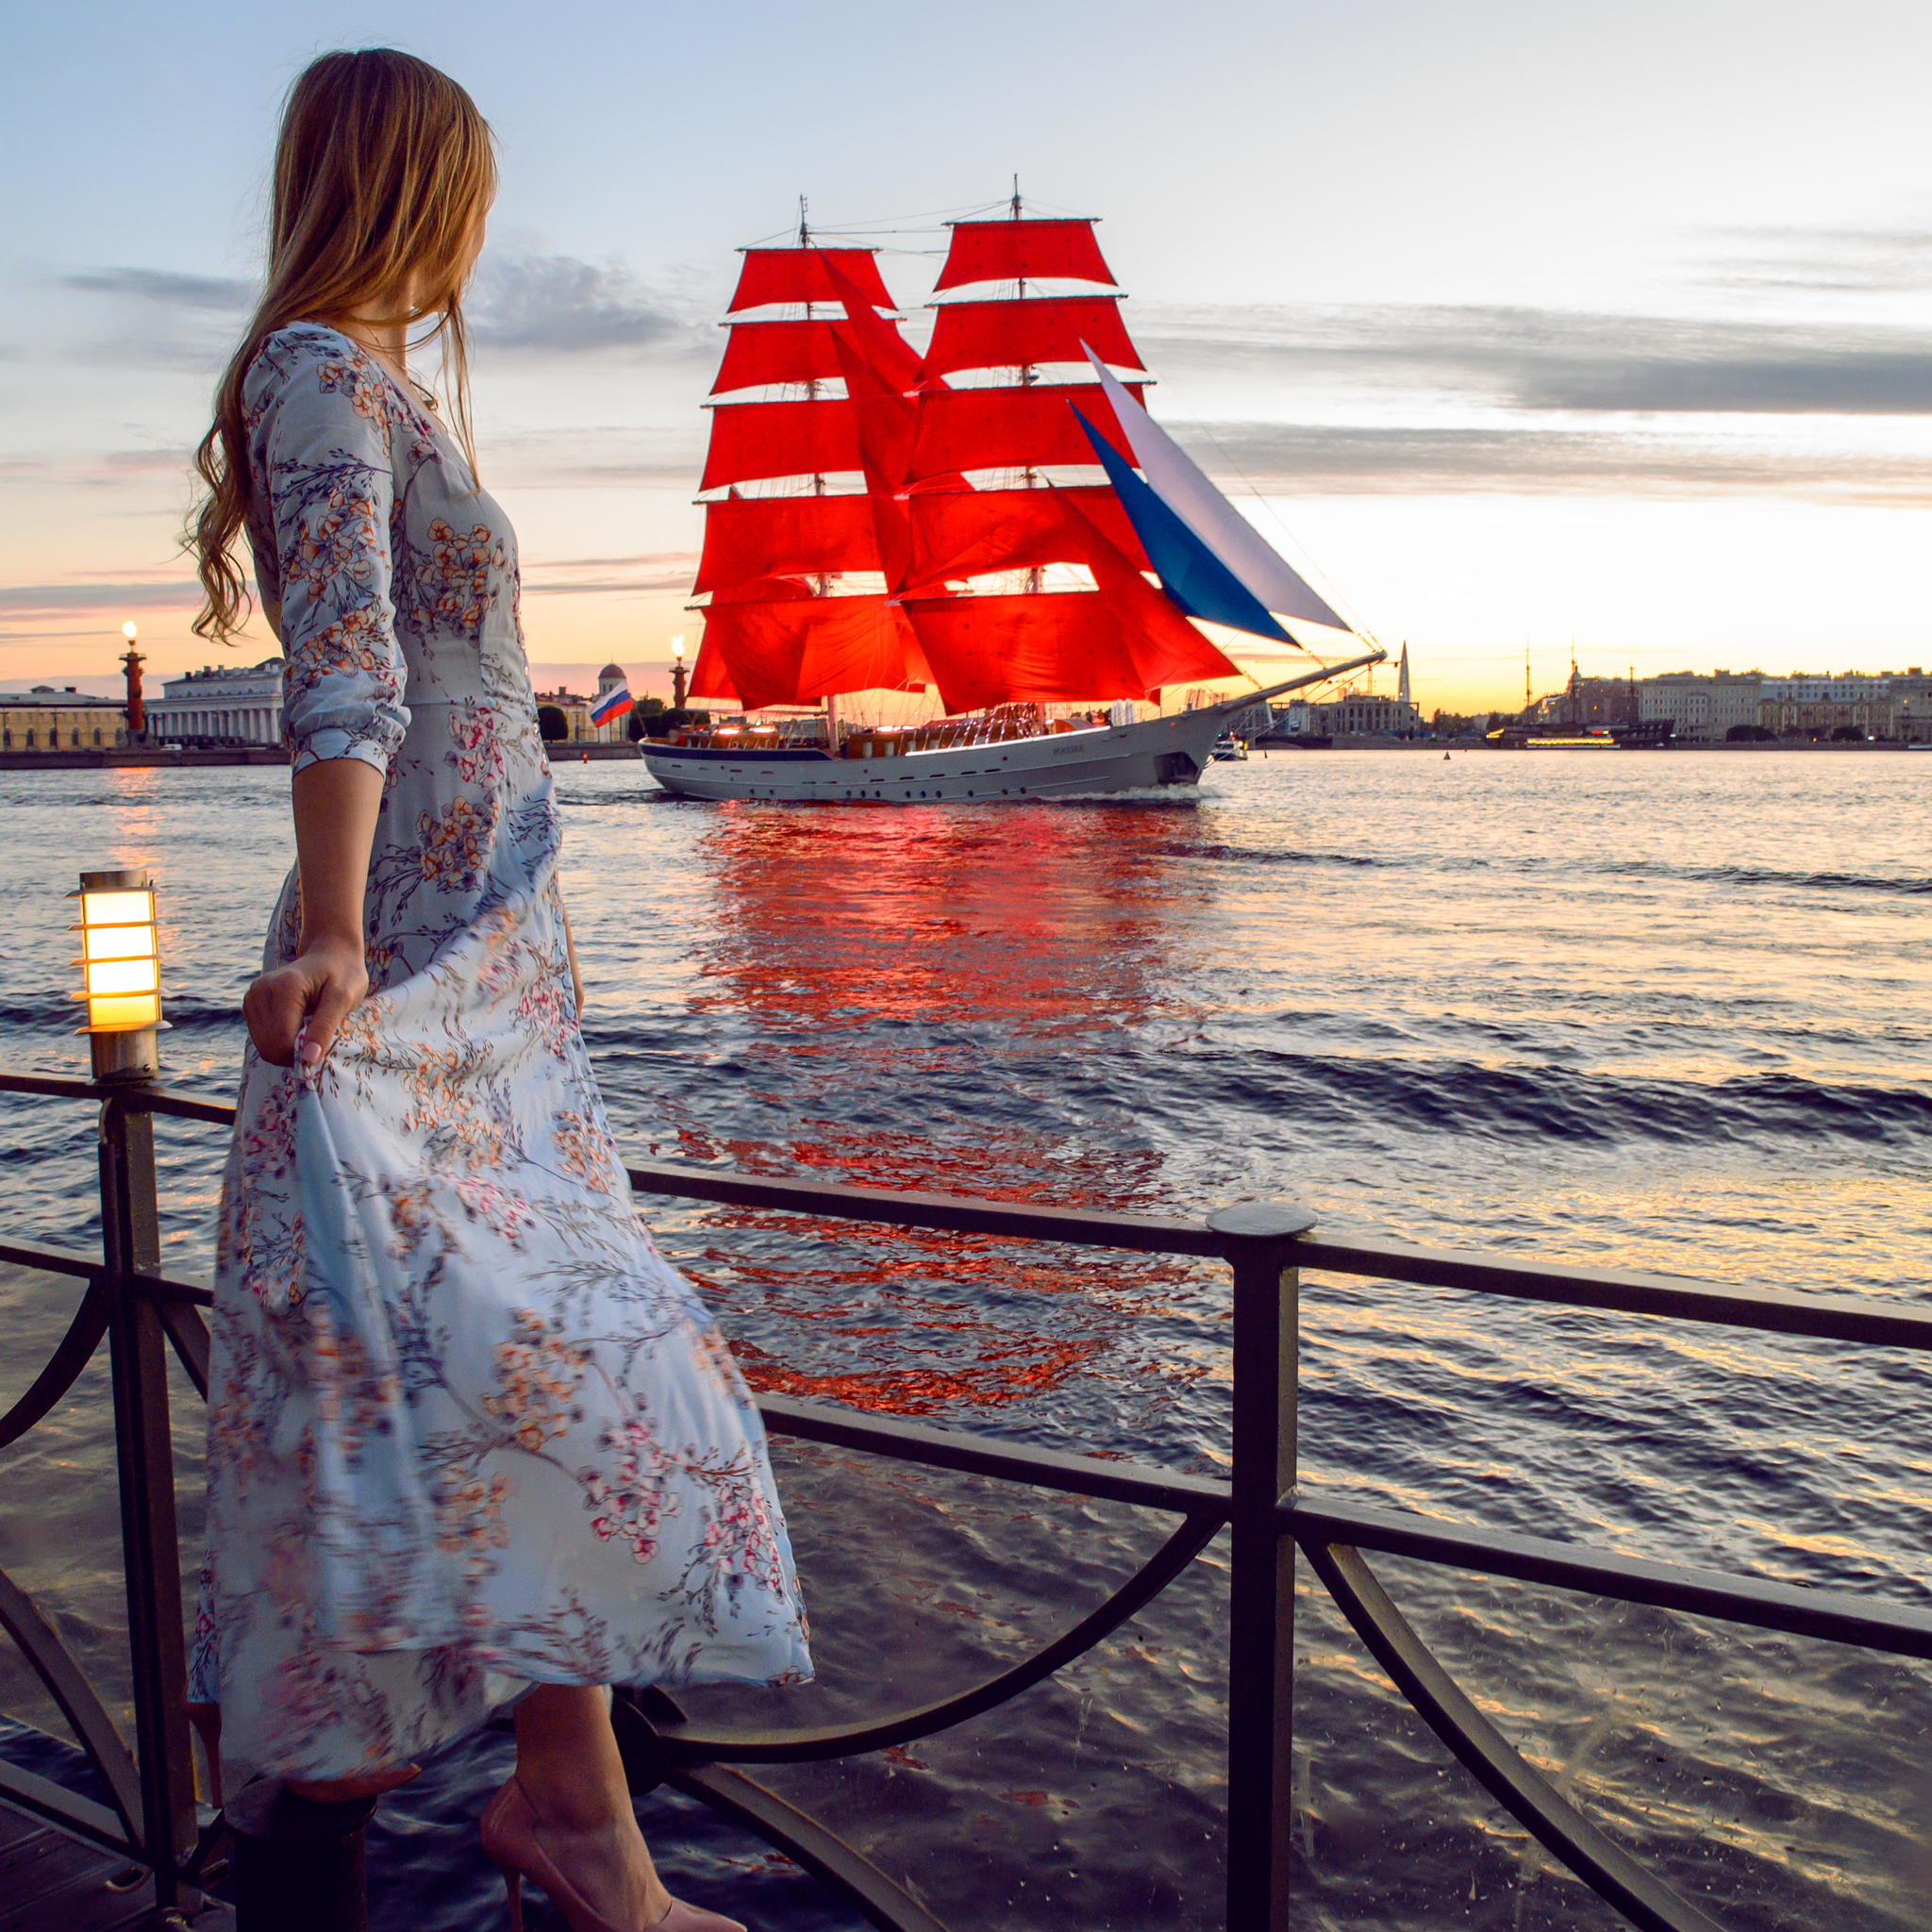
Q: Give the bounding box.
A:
[122,621,139,641]
[69,866,165,1081]
[671,635,686,660]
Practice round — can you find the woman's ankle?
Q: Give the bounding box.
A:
[514,1761,634,1835]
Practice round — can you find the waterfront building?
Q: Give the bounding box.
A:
[1757,670,1928,741]
[1309,690,1423,737]
[533,684,594,741]
[1638,670,1765,741]
[0,687,128,751]
[1634,667,1932,741]
[146,660,285,745]
[1271,685,1424,739]
[1547,670,1640,730]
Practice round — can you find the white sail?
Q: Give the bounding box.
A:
[1083,349,1351,634]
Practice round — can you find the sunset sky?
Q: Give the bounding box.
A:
[3,0,1928,714]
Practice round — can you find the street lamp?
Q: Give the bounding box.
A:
[70,866,165,1081]
[671,634,688,712]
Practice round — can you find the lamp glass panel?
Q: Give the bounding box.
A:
[81,890,154,926]
[86,957,159,997]
[88,992,160,1030]
[83,924,156,961]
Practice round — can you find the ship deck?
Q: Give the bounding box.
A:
[0,1793,231,1930]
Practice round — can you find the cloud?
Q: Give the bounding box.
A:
[1139,303,1932,416]
[63,266,255,311]
[520,550,698,595]
[480,425,706,489]
[55,250,711,369]
[468,253,708,358]
[1690,224,1932,298]
[1163,420,1932,504]
[0,579,205,617]
[57,263,254,371]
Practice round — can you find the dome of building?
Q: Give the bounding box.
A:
[597,662,625,687]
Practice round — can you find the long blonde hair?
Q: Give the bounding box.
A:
[191,48,497,643]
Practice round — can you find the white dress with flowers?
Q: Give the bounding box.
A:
[190,324,811,1783]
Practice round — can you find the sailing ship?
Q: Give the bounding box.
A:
[640,199,1383,804]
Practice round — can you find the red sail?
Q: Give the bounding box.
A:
[901,485,1150,591]
[934,219,1116,292]
[700,595,930,709]
[687,637,739,703]
[728,248,896,314]
[900,594,1147,710]
[917,298,1143,387]
[711,321,845,394]
[906,383,1143,483]
[817,258,924,391]
[903,498,1241,709]
[694,495,883,592]
[829,333,917,492]
[1057,491,1242,691]
[711,315,922,398]
[700,399,861,491]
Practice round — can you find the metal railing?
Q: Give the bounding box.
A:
[3,1067,1931,1932]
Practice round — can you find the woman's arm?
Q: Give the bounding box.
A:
[239,338,410,1069]
[244,758,383,1066]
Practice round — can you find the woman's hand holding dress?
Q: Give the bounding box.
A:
[245,755,384,1064]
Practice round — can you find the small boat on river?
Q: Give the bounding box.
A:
[641,200,1382,804]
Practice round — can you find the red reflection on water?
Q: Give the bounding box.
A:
[689,803,1207,1033]
[675,803,1214,1414]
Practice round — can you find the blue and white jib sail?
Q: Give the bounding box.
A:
[1074,348,1351,645]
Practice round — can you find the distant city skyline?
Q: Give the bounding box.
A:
[4,0,1928,712]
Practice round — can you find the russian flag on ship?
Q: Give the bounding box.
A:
[589,685,633,727]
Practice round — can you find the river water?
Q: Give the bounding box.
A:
[1,748,1928,1930]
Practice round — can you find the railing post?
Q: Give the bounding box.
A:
[226,1780,377,1932]
[1211,1202,1315,1932]
[99,1091,199,1907]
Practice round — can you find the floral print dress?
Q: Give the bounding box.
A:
[190,324,811,1783]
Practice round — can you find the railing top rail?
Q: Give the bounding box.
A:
[625,1158,1223,1257]
[5,1072,1927,1350]
[0,1071,233,1125]
[1289,1234,1932,1352]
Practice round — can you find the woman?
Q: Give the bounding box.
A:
[188,50,810,1932]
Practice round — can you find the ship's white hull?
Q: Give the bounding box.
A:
[640,705,1238,804]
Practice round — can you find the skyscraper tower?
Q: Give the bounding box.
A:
[1396,641,1411,710]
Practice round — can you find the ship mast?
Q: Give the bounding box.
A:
[1011,178,1045,591]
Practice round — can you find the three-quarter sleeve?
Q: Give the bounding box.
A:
[247,341,411,775]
